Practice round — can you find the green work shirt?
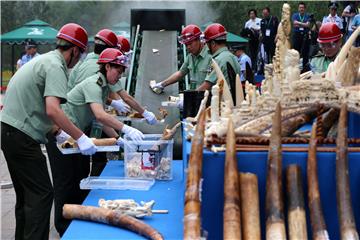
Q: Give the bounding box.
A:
[1,50,68,143]
[63,73,110,131]
[205,47,241,89]
[310,54,334,74]
[67,52,123,93]
[179,45,212,89]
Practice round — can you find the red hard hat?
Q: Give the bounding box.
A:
[117,36,131,53]
[95,29,118,47]
[204,23,227,42]
[317,23,343,43]
[57,23,88,51]
[97,48,130,68]
[178,24,202,44]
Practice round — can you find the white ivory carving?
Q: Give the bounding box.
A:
[335,47,360,86]
[211,59,234,107]
[285,49,300,90]
[99,199,158,218]
[222,100,233,118]
[326,26,360,82]
[211,85,220,122]
[203,6,360,142]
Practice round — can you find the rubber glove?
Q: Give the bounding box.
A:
[76,134,97,155]
[176,98,184,110]
[55,130,71,144]
[110,99,131,114]
[142,110,158,125]
[121,124,144,142]
[150,81,164,94]
[116,137,124,147]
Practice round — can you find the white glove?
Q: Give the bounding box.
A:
[76,134,97,155]
[142,110,158,125]
[110,99,131,113]
[116,137,124,147]
[176,98,184,110]
[121,124,144,142]
[150,81,164,94]
[55,130,71,144]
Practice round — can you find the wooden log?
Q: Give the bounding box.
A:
[184,110,206,239]
[336,103,359,240]
[307,122,329,240]
[63,204,163,240]
[286,165,307,240]
[265,102,286,240]
[212,59,234,107]
[239,173,261,240]
[223,118,241,240]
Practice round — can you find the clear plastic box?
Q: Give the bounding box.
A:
[124,134,173,180]
[79,177,155,191]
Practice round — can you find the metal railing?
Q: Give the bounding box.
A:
[126,24,141,93]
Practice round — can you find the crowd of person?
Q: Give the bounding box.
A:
[242,1,360,75]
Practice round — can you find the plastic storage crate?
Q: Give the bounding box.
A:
[124,134,174,180]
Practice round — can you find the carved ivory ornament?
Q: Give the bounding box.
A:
[185,7,360,143]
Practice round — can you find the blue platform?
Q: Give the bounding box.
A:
[62,160,184,240]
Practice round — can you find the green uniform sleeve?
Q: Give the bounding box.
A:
[83,82,104,104]
[43,62,68,103]
[205,59,218,84]
[179,56,190,75]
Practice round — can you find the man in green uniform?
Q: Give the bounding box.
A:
[310,22,343,73]
[203,23,241,101]
[150,24,212,93]
[46,48,144,236]
[68,29,157,125]
[1,23,96,240]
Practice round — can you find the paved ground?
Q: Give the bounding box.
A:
[1,148,60,240]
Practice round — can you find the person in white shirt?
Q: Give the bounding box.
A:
[322,2,343,31]
[245,9,262,31]
[342,2,359,41]
[244,9,261,72]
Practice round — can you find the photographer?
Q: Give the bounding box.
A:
[292,2,311,72]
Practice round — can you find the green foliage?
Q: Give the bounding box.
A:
[1,1,123,36]
[1,1,124,68]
